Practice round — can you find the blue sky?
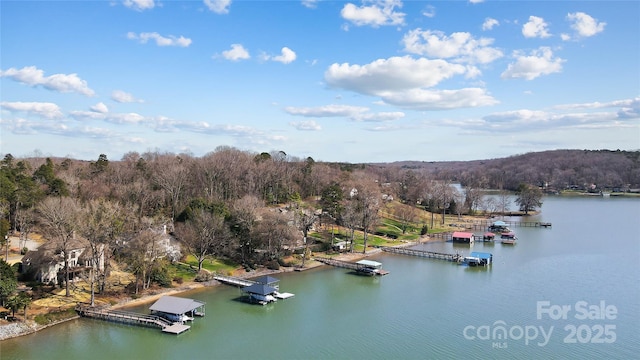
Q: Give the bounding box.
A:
[1,0,638,163]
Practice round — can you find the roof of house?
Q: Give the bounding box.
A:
[452,231,474,238]
[149,296,205,315]
[21,236,90,266]
[253,276,279,285]
[242,283,277,296]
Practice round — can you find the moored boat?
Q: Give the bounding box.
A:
[500,231,517,244]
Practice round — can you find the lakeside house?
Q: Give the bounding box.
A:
[20,234,102,285]
[451,231,475,244]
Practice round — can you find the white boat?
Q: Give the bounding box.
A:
[161,312,194,323]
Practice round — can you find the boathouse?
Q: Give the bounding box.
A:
[469,252,493,266]
[149,296,206,323]
[452,231,475,244]
[253,275,280,290]
[355,259,384,275]
[488,221,510,233]
[482,232,495,241]
[242,283,278,304]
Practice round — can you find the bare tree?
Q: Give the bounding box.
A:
[341,200,359,253]
[37,197,79,297]
[255,209,296,260]
[229,195,262,265]
[150,154,189,221]
[464,186,482,215]
[174,208,226,271]
[391,204,419,234]
[126,228,165,294]
[15,207,35,251]
[294,207,317,267]
[515,184,543,214]
[77,199,125,305]
[351,180,381,254]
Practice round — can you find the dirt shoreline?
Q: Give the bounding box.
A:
[1,237,440,341]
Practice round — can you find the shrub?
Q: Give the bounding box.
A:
[266,260,280,270]
[195,270,213,282]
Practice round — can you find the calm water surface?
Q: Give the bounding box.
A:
[2,196,639,359]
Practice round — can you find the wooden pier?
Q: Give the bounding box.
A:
[75,304,190,334]
[380,246,463,262]
[469,220,551,230]
[213,275,256,287]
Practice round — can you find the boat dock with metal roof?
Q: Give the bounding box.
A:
[314,257,390,276]
[75,296,205,335]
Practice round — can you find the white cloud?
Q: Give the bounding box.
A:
[105,112,146,124]
[123,0,155,11]
[301,0,319,9]
[477,109,630,132]
[522,16,551,38]
[0,66,95,96]
[127,32,192,47]
[221,44,250,61]
[70,110,107,121]
[469,0,484,3]
[325,56,467,94]
[285,104,404,121]
[290,120,322,131]
[341,0,405,28]
[422,5,435,18]
[272,47,297,64]
[111,90,143,103]
[553,97,640,120]
[482,18,499,31]
[566,12,606,38]
[90,102,109,113]
[324,56,498,110]
[285,104,370,117]
[402,29,503,64]
[204,0,231,14]
[351,111,405,122]
[1,101,64,119]
[377,88,498,110]
[501,47,564,80]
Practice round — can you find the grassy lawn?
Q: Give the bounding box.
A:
[181,255,239,275]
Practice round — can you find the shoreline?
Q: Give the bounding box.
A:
[0,237,438,341]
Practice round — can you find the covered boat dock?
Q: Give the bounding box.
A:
[463,252,493,266]
[149,295,206,324]
[242,283,279,305]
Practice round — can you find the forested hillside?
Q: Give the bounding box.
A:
[373,149,640,191]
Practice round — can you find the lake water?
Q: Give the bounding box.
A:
[2,196,639,359]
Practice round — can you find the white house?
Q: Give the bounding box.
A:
[21,235,102,285]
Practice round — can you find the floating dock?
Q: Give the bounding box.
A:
[379,246,462,262]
